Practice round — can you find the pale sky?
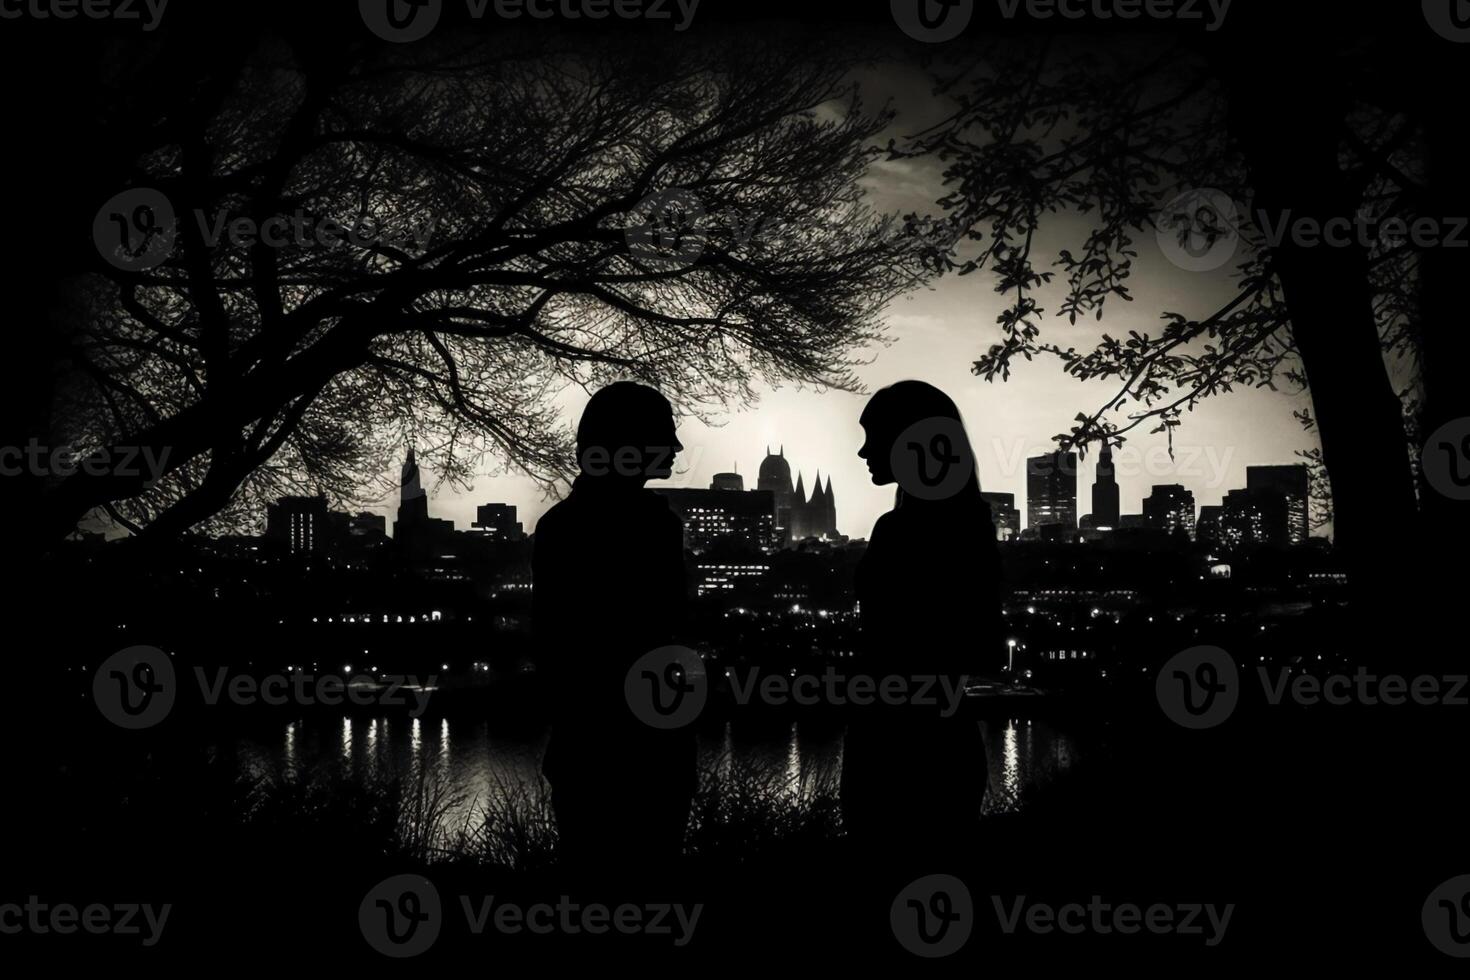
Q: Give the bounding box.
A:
[376,60,1320,541]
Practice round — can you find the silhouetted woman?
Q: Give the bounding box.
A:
[842,381,1004,861]
[533,382,695,878]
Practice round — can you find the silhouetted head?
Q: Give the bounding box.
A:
[857,380,969,481]
[575,382,682,486]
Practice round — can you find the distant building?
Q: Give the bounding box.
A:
[756,447,838,543]
[658,485,779,554]
[710,471,745,492]
[266,494,329,554]
[1246,464,1310,545]
[1196,505,1224,546]
[347,512,386,536]
[1221,487,1287,548]
[327,510,389,564]
[1090,444,1120,527]
[393,448,456,560]
[981,491,1020,541]
[1143,484,1196,539]
[1119,514,1149,530]
[473,503,525,541]
[1026,451,1078,531]
[266,495,387,557]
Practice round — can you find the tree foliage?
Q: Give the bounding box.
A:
[53,33,930,539]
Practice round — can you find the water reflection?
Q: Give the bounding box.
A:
[339,716,352,771]
[240,715,1078,836]
[982,718,1076,814]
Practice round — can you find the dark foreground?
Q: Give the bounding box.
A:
[5,679,1466,971]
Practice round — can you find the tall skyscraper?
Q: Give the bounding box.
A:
[1246,464,1310,544]
[398,447,428,524]
[1143,484,1196,539]
[393,448,455,559]
[1091,444,1120,528]
[1026,451,1078,531]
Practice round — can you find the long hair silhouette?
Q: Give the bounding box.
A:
[858,379,993,527]
[845,380,1003,866]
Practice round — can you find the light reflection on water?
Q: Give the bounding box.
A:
[234,716,1077,834]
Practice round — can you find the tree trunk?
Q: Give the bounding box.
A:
[1414,110,1470,662]
[1226,70,1420,669]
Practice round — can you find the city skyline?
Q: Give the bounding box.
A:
[319,60,1320,544]
[341,432,1315,542]
[310,446,1311,551]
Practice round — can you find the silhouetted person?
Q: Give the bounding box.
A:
[842,381,1004,863]
[533,382,695,878]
